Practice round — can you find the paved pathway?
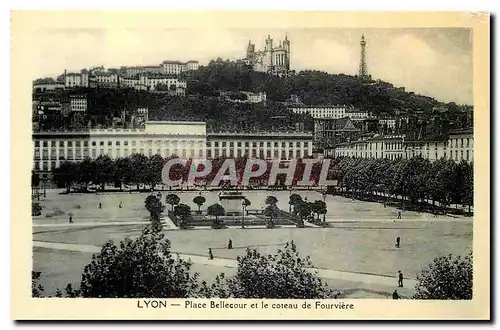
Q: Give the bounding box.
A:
[33,216,179,229]
[33,240,417,289]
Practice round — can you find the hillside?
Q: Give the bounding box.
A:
[33,58,472,136]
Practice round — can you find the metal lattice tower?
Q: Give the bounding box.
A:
[358,34,369,78]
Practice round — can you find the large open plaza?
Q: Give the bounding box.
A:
[32,189,473,298]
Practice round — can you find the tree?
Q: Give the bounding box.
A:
[295,201,311,227]
[312,200,327,223]
[31,171,40,199]
[192,195,206,213]
[289,193,302,213]
[204,241,333,298]
[114,157,133,190]
[32,271,44,297]
[31,171,40,188]
[130,153,149,191]
[165,194,180,211]
[32,202,42,216]
[146,154,165,190]
[52,161,77,193]
[265,195,278,208]
[94,155,115,190]
[413,252,472,300]
[263,204,278,228]
[207,203,225,229]
[144,195,163,220]
[174,203,192,229]
[79,227,201,298]
[78,157,96,190]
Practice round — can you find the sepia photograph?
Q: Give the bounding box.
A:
[11,11,490,320]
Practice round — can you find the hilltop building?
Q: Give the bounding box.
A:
[245,35,290,77]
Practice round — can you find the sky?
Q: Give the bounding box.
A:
[32,28,473,105]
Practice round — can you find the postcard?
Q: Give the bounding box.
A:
[11,11,490,320]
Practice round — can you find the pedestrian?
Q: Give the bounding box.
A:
[397,211,401,219]
[398,270,404,287]
[119,201,123,208]
[392,290,399,299]
[99,202,102,209]
[176,253,180,261]
[396,236,401,248]
[208,248,214,260]
[228,239,233,249]
[69,215,73,224]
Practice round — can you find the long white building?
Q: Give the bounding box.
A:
[32,123,314,179]
[206,131,313,160]
[290,105,370,121]
[333,128,473,163]
[33,121,207,177]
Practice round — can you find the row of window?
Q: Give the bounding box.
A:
[35,140,205,148]
[339,139,473,153]
[207,149,304,159]
[336,149,471,162]
[35,147,203,160]
[207,141,311,148]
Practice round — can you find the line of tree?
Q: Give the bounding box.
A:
[49,154,473,214]
[335,156,473,213]
[49,155,337,192]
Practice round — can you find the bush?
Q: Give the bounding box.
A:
[31,203,42,216]
[79,226,200,298]
[204,241,333,299]
[413,252,473,300]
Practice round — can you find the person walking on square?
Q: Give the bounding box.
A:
[228,239,233,250]
[397,211,401,219]
[392,290,399,299]
[119,201,123,208]
[208,248,214,260]
[99,202,102,209]
[398,270,404,287]
[396,236,401,248]
[69,215,73,224]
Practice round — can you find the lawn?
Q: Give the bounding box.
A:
[32,189,473,298]
[34,189,452,224]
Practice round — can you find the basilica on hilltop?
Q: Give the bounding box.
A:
[244,34,291,77]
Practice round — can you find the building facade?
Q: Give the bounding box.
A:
[32,123,314,179]
[245,35,290,76]
[404,140,448,161]
[314,117,360,148]
[33,78,65,92]
[206,131,313,160]
[64,69,89,88]
[162,60,200,75]
[69,95,87,112]
[290,105,347,119]
[290,105,369,121]
[332,128,473,163]
[32,121,207,177]
[333,135,405,160]
[447,128,474,162]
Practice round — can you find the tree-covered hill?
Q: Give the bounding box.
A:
[32,58,472,134]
